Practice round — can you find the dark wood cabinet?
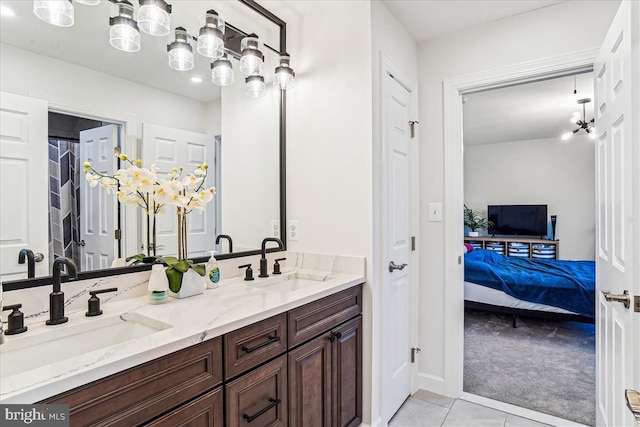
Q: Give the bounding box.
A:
[288,316,362,427]
[146,387,223,427]
[226,355,288,427]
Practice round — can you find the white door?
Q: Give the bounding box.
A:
[79,124,118,271]
[381,71,413,422]
[0,92,49,280]
[594,1,640,426]
[142,123,215,258]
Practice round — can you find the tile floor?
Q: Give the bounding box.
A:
[389,390,551,427]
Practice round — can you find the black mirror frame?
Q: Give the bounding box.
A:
[3,0,287,292]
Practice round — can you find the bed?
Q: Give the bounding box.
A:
[464,248,595,327]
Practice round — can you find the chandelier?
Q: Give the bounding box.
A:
[562,98,596,140]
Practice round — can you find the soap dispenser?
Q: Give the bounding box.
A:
[205,251,220,289]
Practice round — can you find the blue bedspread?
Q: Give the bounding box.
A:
[464,249,595,317]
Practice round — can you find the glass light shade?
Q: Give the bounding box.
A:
[561,132,573,141]
[246,75,266,98]
[110,20,140,52]
[240,35,264,76]
[33,0,74,27]
[75,0,101,5]
[138,0,171,36]
[274,54,295,90]
[168,46,194,71]
[197,28,224,59]
[211,55,234,86]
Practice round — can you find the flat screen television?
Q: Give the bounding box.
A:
[487,205,548,237]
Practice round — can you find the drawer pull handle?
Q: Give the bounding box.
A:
[241,335,280,353]
[242,397,282,422]
[327,331,342,343]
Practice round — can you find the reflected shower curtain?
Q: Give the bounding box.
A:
[48,138,81,269]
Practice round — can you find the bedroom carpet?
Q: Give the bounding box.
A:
[463,308,595,426]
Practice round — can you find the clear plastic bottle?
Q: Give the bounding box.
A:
[205,251,220,289]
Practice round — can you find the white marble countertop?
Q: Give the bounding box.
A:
[0,252,365,404]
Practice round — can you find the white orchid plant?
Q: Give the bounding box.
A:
[83,153,216,291]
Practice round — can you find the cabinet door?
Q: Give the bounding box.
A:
[226,355,288,427]
[332,316,362,427]
[288,333,332,427]
[146,387,223,427]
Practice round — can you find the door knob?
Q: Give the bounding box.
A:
[34,252,44,262]
[388,261,408,272]
[626,389,640,425]
[602,290,630,309]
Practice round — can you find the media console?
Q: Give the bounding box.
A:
[464,236,559,260]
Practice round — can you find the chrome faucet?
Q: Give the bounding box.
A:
[46,257,78,325]
[259,238,284,278]
[18,249,36,278]
[215,234,233,253]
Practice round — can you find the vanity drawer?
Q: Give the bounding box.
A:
[224,313,287,379]
[41,337,223,427]
[225,355,288,427]
[146,387,223,427]
[288,285,362,348]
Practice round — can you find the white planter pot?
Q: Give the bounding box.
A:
[468,231,480,237]
[168,268,205,299]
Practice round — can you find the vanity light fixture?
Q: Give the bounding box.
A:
[211,53,234,86]
[33,0,74,27]
[239,34,264,76]
[245,74,266,98]
[561,98,597,141]
[109,0,140,53]
[197,10,225,59]
[167,26,194,71]
[274,53,295,90]
[138,0,171,37]
[75,0,100,5]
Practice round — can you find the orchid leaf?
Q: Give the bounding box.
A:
[166,267,183,292]
[192,264,206,276]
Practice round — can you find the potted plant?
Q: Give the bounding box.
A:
[464,205,493,237]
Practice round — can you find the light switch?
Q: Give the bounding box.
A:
[428,202,442,222]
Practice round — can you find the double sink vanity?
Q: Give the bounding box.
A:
[0,252,365,427]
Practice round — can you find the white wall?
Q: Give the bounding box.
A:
[464,136,595,260]
[416,0,619,394]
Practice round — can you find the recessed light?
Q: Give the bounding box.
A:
[1,5,16,17]
[190,76,203,83]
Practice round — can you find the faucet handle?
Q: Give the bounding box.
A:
[239,264,254,281]
[86,287,118,317]
[3,304,28,335]
[273,258,286,275]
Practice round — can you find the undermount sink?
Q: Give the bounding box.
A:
[0,312,172,377]
[248,271,331,293]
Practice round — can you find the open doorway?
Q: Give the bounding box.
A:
[47,111,122,272]
[461,73,596,425]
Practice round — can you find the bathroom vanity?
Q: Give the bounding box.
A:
[0,252,364,427]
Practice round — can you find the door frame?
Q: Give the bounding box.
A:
[375,52,420,422]
[441,49,598,402]
[29,92,139,259]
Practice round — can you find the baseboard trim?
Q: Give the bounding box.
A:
[460,392,589,427]
[417,372,449,397]
[367,415,384,427]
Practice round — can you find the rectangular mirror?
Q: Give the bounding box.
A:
[0,0,286,284]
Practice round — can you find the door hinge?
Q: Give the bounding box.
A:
[635,295,640,313]
[411,347,421,363]
[458,256,462,265]
[409,121,419,138]
[411,236,416,251]
[114,229,121,240]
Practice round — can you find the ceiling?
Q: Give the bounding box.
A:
[380,0,566,43]
[463,72,595,146]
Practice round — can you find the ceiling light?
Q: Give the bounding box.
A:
[274,53,295,90]
[190,76,202,83]
[562,98,595,140]
[197,10,224,59]
[167,26,194,71]
[240,34,264,76]
[246,74,265,98]
[109,1,140,53]
[1,5,16,16]
[138,0,171,37]
[211,53,234,86]
[75,0,101,5]
[33,0,74,27]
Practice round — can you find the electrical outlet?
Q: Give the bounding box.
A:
[271,220,280,238]
[288,220,299,241]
